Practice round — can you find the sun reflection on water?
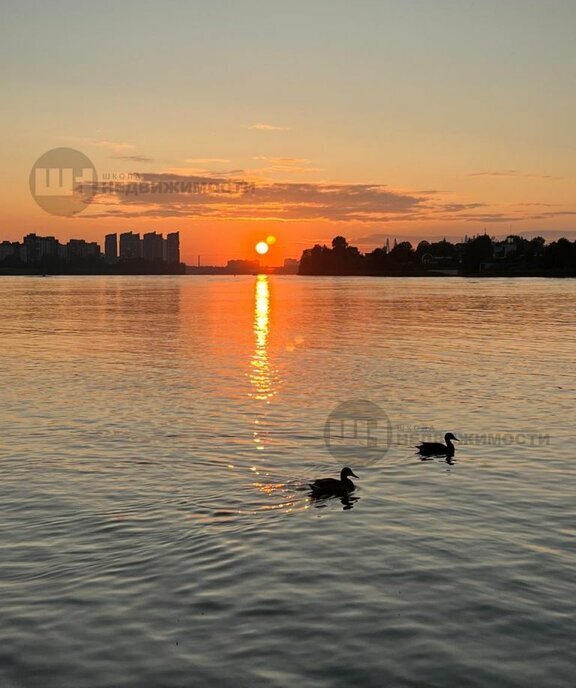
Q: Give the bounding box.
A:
[246,275,305,513]
[249,275,275,402]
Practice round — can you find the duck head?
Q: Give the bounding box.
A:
[445,432,460,443]
[341,467,359,480]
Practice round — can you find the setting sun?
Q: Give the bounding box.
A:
[255,241,269,255]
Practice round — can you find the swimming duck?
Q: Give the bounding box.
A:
[417,432,459,456]
[310,467,358,495]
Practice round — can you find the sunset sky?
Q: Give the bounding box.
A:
[1,0,575,265]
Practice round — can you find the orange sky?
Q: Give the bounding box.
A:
[1,2,576,265]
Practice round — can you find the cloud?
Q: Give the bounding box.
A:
[442,212,523,223]
[87,170,573,227]
[417,189,451,195]
[247,123,290,131]
[110,155,154,163]
[469,170,560,180]
[185,158,230,164]
[534,210,576,217]
[469,170,521,177]
[165,167,246,177]
[88,172,429,222]
[434,203,487,213]
[59,136,136,153]
[518,202,559,207]
[250,156,322,175]
[253,156,310,165]
[525,173,559,179]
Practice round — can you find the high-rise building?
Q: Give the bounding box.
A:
[119,231,141,260]
[86,242,100,259]
[104,233,118,263]
[165,232,180,263]
[0,241,16,261]
[67,239,101,261]
[143,232,164,261]
[23,233,60,263]
[67,239,84,261]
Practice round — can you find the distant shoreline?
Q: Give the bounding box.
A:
[1,268,575,278]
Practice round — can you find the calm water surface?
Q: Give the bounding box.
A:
[0,276,574,688]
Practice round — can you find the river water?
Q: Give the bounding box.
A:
[0,275,574,688]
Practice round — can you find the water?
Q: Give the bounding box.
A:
[0,275,574,688]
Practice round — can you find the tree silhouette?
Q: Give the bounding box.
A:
[462,234,493,273]
[297,233,576,276]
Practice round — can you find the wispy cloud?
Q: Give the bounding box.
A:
[86,173,501,225]
[110,155,154,163]
[444,212,523,223]
[59,136,136,153]
[164,167,246,177]
[469,170,560,180]
[89,173,428,221]
[417,189,451,195]
[518,202,559,207]
[250,156,322,175]
[434,203,487,213]
[185,158,230,164]
[247,123,290,131]
[253,156,310,165]
[85,170,572,227]
[469,169,521,177]
[533,210,576,217]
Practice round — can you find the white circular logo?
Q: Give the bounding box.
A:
[324,399,391,466]
[30,147,97,216]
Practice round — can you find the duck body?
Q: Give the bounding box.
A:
[417,432,459,456]
[310,467,358,495]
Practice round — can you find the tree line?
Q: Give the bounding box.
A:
[298,234,576,276]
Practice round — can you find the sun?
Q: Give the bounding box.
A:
[255,241,269,255]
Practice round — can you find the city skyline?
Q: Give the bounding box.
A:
[0,230,181,267]
[0,230,303,270]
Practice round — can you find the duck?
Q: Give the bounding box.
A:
[417,432,459,456]
[310,467,358,495]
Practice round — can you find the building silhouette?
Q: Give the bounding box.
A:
[119,231,142,260]
[166,232,180,263]
[67,239,100,261]
[0,241,25,262]
[105,233,118,263]
[0,231,184,273]
[119,230,179,263]
[23,233,59,262]
[143,232,164,261]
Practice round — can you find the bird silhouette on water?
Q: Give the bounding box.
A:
[417,432,459,457]
[309,467,358,496]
